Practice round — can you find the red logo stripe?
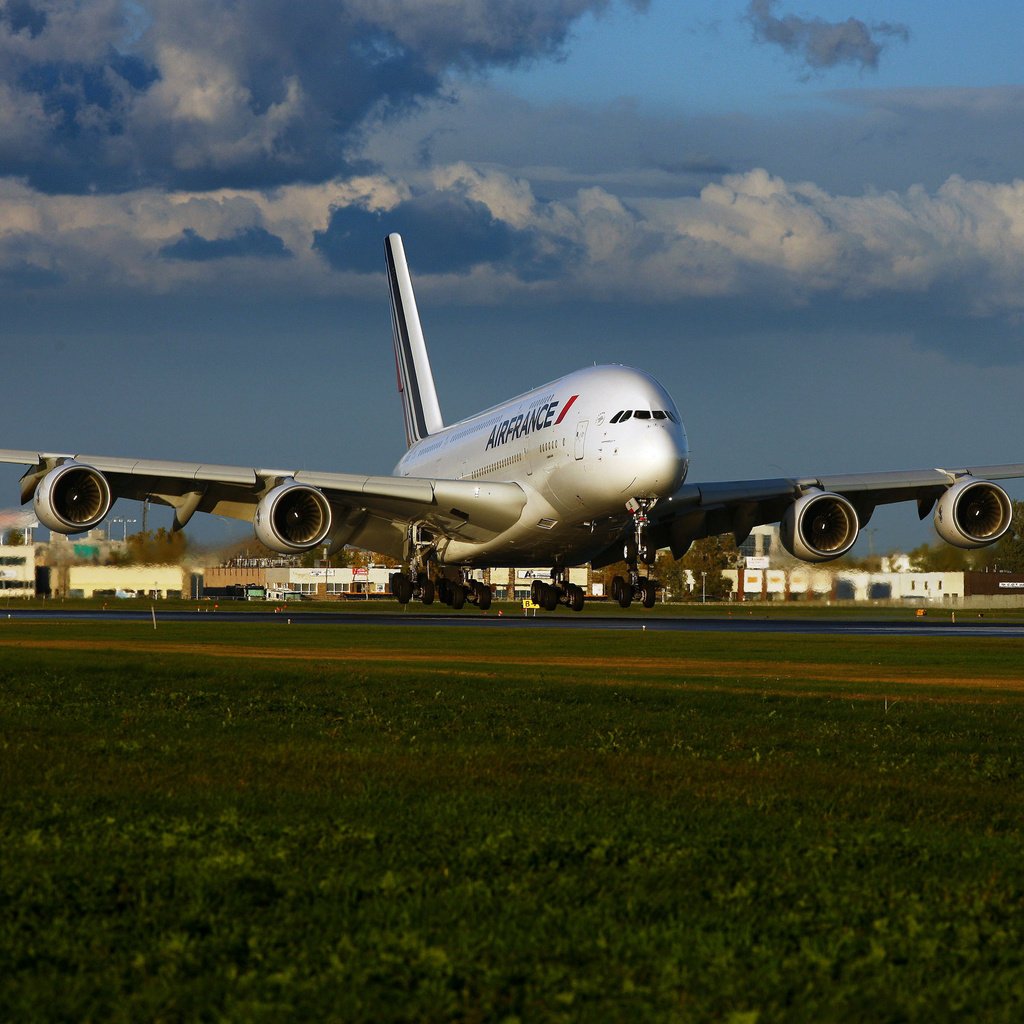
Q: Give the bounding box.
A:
[554,393,579,425]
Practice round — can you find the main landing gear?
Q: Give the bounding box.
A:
[389,568,493,610]
[612,498,659,609]
[530,568,586,612]
[390,524,493,612]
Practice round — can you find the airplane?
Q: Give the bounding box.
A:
[2,232,1023,612]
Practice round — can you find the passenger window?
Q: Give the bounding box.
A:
[634,410,651,420]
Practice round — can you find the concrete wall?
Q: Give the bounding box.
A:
[65,565,188,598]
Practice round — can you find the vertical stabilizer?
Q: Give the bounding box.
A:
[385,233,444,447]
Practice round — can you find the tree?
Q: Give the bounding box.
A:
[654,550,690,600]
[4,529,25,546]
[986,500,1024,573]
[657,534,739,601]
[112,528,189,565]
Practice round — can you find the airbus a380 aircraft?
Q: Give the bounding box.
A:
[3,233,1023,611]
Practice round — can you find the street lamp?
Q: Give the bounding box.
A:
[701,571,707,604]
[111,517,137,542]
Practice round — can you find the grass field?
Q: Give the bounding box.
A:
[3,620,1024,1022]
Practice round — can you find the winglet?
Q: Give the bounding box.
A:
[384,233,444,448]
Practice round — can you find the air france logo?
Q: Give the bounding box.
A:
[484,394,578,451]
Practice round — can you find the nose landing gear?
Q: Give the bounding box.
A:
[613,498,660,609]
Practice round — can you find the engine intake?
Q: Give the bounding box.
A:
[934,478,1012,549]
[254,482,332,553]
[33,461,113,533]
[780,490,859,563]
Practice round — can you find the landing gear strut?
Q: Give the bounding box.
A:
[613,498,659,609]
[390,523,438,606]
[530,567,586,613]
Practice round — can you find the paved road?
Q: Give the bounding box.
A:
[4,608,1024,637]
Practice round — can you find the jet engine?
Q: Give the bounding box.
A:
[780,490,859,562]
[254,481,332,553]
[33,461,113,534]
[934,478,1012,549]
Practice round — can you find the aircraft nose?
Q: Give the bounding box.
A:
[633,425,687,496]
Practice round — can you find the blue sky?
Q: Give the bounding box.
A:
[2,0,1024,553]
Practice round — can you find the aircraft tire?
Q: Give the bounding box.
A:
[642,580,657,608]
[540,583,559,611]
[393,573,413,605]
[476,583,492,611]
[617,588,632,609]
[437,578,451,605]
[531,579,544,603]
[568,584,585,612]
[420,578,435,605]
[611,575,625,602]
[450,583,466,610]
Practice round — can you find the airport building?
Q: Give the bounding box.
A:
[0,544,37,598]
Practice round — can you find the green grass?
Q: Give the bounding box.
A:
[3,623,1024,1021]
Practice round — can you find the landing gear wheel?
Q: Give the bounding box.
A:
[617,586,632,609]
[474,582,492,611]
[541,583,559,611]
[449,583,466,610]
[642,580,658,609]
[391,572,413,605]
[420,578,435,605]
[531,579,544,604]
[611,575,625,602]
[436,577,451,605]
[568,583,585,612]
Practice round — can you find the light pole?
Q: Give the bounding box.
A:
[701,571,707,604]
[112,517,137,542]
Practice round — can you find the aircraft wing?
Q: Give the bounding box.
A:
[0,449,527,556]
[649,463,1024,557]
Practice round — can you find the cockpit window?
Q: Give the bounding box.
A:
[611,409,680,424]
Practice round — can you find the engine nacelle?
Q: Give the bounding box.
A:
[780,490,860,563]
[934,478,1012,549]
[254,481,332,553]
[33,461,113,534]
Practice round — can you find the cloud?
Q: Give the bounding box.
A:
[159,226,292,261]
[0,0,646,193]
[313,166,581,279]
[746,0,908,73]
[5,164,1024,353]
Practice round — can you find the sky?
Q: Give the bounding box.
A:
[2,0,1024,554]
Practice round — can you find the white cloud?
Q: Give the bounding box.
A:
[3,166,1024,332]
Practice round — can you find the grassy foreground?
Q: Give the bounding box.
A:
[2,622,1024,1022]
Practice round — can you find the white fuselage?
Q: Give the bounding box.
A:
[394,364,689,566]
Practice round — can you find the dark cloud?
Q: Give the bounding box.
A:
[746,0,908,73]
[0,261,64,288]
[0,0,646,194]
[159,227,292,261]
[312,188,581,279]
[313,193,518,274]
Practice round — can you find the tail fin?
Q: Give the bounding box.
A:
[385,233,444,447]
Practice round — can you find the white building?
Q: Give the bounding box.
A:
[0,545,36,597]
